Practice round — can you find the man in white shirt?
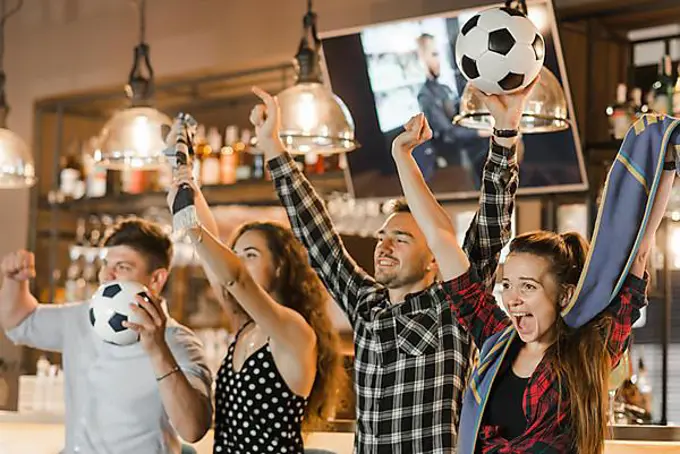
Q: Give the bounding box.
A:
[0,219,213,454]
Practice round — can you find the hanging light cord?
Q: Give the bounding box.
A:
[137,0,146,44]
[127,0,153,105]
[295,0,322,84]
[0,0,23,73]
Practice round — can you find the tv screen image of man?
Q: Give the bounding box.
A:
[415,33,488,189]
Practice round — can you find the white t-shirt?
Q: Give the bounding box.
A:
[6,301,213,454]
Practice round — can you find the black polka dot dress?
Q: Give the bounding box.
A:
[213,323,307,454]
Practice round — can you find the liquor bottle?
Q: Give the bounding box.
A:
[82,137,107,198]
[651,55,674,115]
[304,152,325,175]
[220,126,238,185]
[673,63,680,117]
[630,88,649,120]
[251,151,265,180]
[64,248,84,302]
[202,127,222,186]
[193,124,207,185]
[59,139,84,199]
[606,83,633,140]
[235,129,253,181]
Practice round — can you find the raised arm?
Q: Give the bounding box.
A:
[392,81,536,283]
[0,251,77,353]
[166,171,317,370]
[461,138,519,290]
[606,146,677,364]
[390,114,470,280]
[249,87,382,325]
[165,166,239,332]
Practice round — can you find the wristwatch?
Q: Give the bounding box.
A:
[493,127,519,138]
[663,160,677,171]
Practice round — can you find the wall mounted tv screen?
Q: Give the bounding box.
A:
[320,0,587,200]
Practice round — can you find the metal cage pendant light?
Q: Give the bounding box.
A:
[96,0,171,170]
[0,0,35,189]
[454,0,569,134]
[277,0,358,154]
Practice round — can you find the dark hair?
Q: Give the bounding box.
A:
[103,219,173,272]
[416,33,435,49]
[231,221,347,432]
[509,231,587,287]
[384,198,411,215]
[509,231,611,454]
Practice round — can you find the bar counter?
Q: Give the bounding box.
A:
[1,412,679,453]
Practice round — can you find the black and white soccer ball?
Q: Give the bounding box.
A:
[89,280,150,346]
[455,7,545,95]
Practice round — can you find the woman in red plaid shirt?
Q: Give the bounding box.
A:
[390,90,678,453]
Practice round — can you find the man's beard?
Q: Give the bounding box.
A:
[375,267,426,289]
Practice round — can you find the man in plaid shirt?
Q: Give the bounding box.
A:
[248,85,526,453]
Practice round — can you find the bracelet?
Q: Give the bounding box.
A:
[156,365,181,382]
[663,160,677,171]
[493,127,519,138]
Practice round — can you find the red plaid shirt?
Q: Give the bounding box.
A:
[443,269,648,453]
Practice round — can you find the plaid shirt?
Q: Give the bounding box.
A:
[268,141,518,454]
[443,269,648,453]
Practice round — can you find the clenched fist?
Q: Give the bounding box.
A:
[1,250,36,282]
[391,113,433,156]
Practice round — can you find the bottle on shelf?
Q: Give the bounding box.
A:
[50,268,66,304]
[235,129,253,181]
[202,127,222,186]
[630,88,649,120]
[248,134,267,180]
[220,126,238,185]
[605,83,633,140]
[650,55,674,115]
[673,63,680,117]
[59,139,85,199]
[251,150,265,180]
[304,152,325,175]
[192,124,207,186]
[83,137,107,198]
[64,246,84,302]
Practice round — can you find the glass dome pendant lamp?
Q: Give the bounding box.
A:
[276,0,358,155]
[96,0,171,170]
[0,0,35,189]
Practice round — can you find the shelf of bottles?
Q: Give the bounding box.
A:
[606,54,680,142]
[50,123,348,211]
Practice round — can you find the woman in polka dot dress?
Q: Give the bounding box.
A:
[168,167,346,454]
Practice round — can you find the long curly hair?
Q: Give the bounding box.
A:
[509,231,611,454]
[231,221,347,432]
